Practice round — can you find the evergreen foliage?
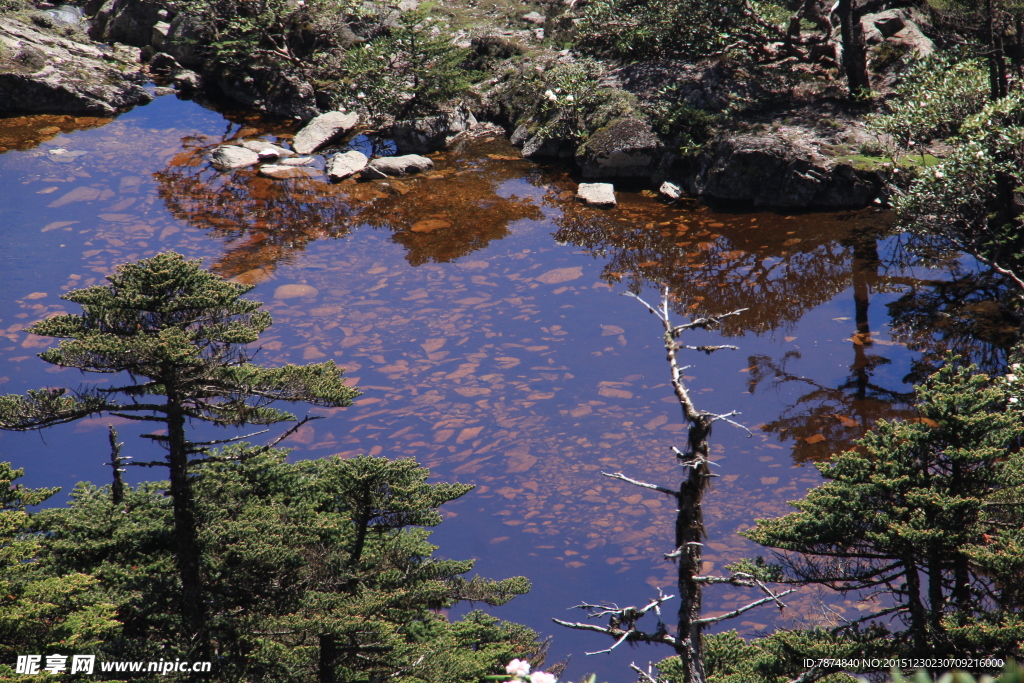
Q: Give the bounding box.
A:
[33,451,539,682]
[0,464,121,680]
[0,251,361,657]
[571,0,771,61]
[745,358,1024,661]
[326,5,473,120]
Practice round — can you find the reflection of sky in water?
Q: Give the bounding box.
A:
[0,95,1013,680]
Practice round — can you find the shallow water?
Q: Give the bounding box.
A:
[0,93,1012,680]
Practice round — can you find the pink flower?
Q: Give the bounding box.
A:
[529,672,557,683]
[506,659,531,677]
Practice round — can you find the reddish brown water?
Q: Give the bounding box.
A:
[0,94,1013,680]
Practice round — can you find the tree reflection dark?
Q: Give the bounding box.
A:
[154,135,544,277]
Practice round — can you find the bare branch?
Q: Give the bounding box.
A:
[682,344,739,354]
[708,411,754,436]
[585,628,635,655]
[694,589,796,626]
[630,663,660,683]
[672,308,749,333]
[602,471,679,497]
[623,291,667,322]
[188,429,270,447]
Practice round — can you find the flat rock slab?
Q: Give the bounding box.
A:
[277,156,317,167]
[210,145,259,171]
[576,182,617,208]
[0,17,152,116]
[326,150,368,181]
[258,164,323,179]
[292,111,359,154]
[239,140,296,159]
[363,154,434,178]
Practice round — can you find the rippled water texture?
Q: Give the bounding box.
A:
[0,94,1016,679]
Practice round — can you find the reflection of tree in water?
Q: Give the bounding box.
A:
[355,142,545,266]
[155,135,360,279]
[155,134,544,277]
[748,229,1019,462]
[552,201,886,336]
[883,237,1020,381]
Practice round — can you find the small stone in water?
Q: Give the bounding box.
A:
[576,182,616,208]
[274,284,319,299]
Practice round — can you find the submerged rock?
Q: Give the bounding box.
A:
[576,182,617,208]
[326,150,369,181]
[0,18,151,116]
[209,145,259,171]
[292,111,359,154]
[258,164,322,179]
[362,154,434,178]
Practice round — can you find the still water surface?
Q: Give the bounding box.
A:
[0,92,1010,679]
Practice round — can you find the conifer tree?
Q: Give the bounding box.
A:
[36,452,540,682]
[745,358,1024,661]
[0,252,361,657]
[0,463,120,676]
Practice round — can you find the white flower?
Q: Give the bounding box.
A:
[506,659,531,677]
[544,89,558,102]
[529,672,557,683]
[565,95,574,102]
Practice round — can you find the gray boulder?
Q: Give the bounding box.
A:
[239,140,296,159]
[521,134,573,160]
[92,0,165,47]
[0,17,152,116]
[576,117,662,180]
[327,150,369,180]
[362,154,434,178]
[292,111,359,154]
[510,124,531,147]
[209,145,259,171]
[576,182,617,208]
[688,133,879,209]
[861,9,935,57]
[163,14,207,69]
[390,104,477,153]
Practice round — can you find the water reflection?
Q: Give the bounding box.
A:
[153,133,545,278]
[3,96,1022,678]
[0,113,113,153]
[552,199,888,336]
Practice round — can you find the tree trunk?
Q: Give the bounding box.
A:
[676,414,713,683]
[319,634,337,683]
[837,0,871,97]
[166,393,208,658]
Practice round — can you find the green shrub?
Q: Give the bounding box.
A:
[572,0,775,61]
[868,50,989,149]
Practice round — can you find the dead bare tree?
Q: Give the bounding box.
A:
[554,287,795,683]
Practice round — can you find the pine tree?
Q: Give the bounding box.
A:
[0,463,120,679]
[0,252,361,657]
[36,451,540,683]
[745,358,1024,661]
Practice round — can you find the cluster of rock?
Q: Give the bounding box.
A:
[0,17,151,116]
[206,111,435,183]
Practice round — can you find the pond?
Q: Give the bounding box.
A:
[0,92,1015,680]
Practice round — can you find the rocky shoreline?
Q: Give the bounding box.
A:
[0,0,938,210]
